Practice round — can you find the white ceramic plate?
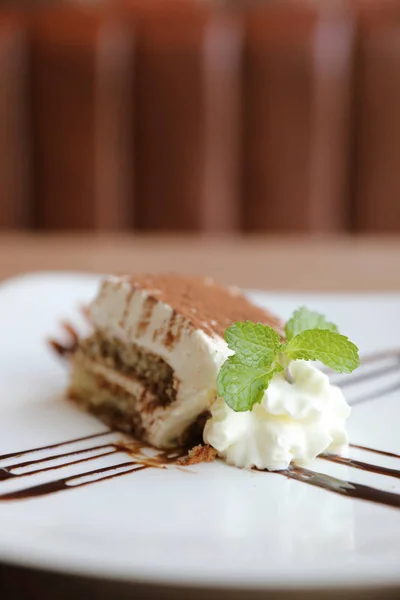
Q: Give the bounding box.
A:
[0,272,400,592]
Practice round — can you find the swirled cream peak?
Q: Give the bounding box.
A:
[204,360,351,471]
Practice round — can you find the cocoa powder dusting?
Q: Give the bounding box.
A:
[119,288,135,329]
[152,327,162,343]
[126,274,282,338]
[163,310,184,349]
[163,310,177,349]
[136,296,157,337]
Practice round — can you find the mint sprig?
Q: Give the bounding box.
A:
[217,308,359,412]
[224,321,281,367]
[285,329,359,374]
[217,357,281,412]
[285,306,338,340]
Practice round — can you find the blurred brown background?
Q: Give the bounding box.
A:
[0,0,399,234]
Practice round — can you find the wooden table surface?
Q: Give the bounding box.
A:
[2,232,400,290]
[1,233,400,600]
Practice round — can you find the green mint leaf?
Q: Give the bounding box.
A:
[285,329,359,374]
[224,321,282,368]
[217,356,278,412]
[285,307,338,341]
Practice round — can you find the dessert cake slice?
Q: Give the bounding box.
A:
[69,274,282,449]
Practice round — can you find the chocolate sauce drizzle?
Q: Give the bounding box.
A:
[259,440,400,509]
[275,464,400,510]
[1,433,399,508]
[0,463,149,501]
[0,431,110,461]
[350,444,400,460]
[1,348,400,507]
[0,432,185,501]
[321,453,400,480]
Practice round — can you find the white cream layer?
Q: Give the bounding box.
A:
[89,277,231,447]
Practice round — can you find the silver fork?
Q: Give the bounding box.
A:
[330,348,400,406]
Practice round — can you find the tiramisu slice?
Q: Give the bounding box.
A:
[68,274,282,449]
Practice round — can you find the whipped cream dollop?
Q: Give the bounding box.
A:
[204,360,351,471]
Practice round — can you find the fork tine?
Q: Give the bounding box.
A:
[335,362,400,389]
[358,348,400,366]
[350,380,400,407]
[326,348,400,406]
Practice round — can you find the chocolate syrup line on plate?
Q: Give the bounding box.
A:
[321,454,400,480]
[350,444,400,460]
[1,434,399,508]
[0,448,118,481]
[0,431,186,500]
[2,442,116,471]
[0,462,149,501]
[274,466,400,510]
[0,430,113,461]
